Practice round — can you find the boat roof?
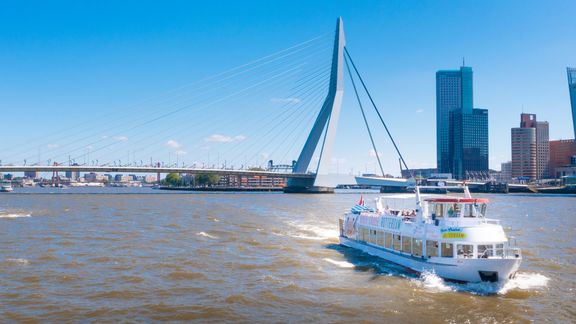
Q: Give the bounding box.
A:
[424,197,489,203]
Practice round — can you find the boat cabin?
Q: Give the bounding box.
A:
[425,198,488,220]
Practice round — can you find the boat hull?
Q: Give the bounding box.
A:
[339,236,521,283]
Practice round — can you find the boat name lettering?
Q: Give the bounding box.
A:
[440,227,466,239]
[380,217,401,230]
[440,227,463,233]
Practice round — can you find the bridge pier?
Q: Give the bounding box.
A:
[283,177,334,194]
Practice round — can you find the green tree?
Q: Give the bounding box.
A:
[196,173,220,186]
[164,173,181,186]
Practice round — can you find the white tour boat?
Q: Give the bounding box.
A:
[0,181,14,192]
[339,186,521,283]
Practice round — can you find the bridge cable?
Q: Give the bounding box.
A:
[344,47,413,178]
[343,53,386,177]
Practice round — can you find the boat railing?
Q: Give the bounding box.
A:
[483,218,500,225]
[493,247,522,259]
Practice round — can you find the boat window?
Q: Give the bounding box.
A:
[464,204,474,218]
[426,240,438,258]
[441,243,453,258]
[401,236,412,254]
[447,205,454,217]
[457,244,473,258]
[384,232,393,249]
[447,204,460,218]
[477,244,493,258]
[495,243,504,257]
[393,234,401,251]
[360,228,368,242]
[434,203,444,218]
[412,238,422,257]
[377,231,384,246]
[480,204,487,217]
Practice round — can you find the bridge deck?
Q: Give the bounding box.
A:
[0,166,314,179]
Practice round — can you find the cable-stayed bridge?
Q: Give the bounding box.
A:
[0,18,411,193]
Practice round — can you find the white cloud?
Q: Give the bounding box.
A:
[369,149,383,157]
[175,150,187,155]
[46,144,59,149]
[165,139,182,149]
[260,152,270,159]
[416,109,424,113]
[113,136,128,142]
[205,134,247,143]
[270,97,301,104]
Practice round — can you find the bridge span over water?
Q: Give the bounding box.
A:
[0,165,314,180]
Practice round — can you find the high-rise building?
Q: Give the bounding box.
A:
[436,66,488,179]
[500,161,512,182]
[511,126,536,180]
[511,113,549,180]
[24,171,38,179]
[536,121,549,179]
[65,163,80,181]
[568,67,576,139]
[549,139,576,178]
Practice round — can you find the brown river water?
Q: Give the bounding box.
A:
[0,188,574,322]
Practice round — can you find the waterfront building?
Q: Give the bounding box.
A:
[114,174,132,182]
[511,114,536,180]
[549,139,576,178]
[84,172,107,182]
[436,65,488,179]
[450,108,489,179]
[536,121,550,179]
[24,171,38,179]
[568,67,576,139]
[65,163,80,181]
[401,168,437,179]
[500,161,512,182]
[511,114,549,180]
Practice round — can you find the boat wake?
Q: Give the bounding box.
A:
[4,258,29,266]
[196,232,218,239]
[414,271,549,295]
[0,212,31,219]
[285,221,339,241]
[323,258,355,268]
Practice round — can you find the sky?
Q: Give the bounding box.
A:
[1,0,575,176]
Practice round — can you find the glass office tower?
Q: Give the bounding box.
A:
[568,67,576,139]
[436,66,488,179]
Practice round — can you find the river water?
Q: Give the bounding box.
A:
[0,188,574,322]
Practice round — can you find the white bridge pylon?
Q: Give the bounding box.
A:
[290,17,345,188]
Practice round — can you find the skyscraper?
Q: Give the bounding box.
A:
[511,113,549,180]
[536,121,549,179]
[436,66,488,179]
[568,67,576,139]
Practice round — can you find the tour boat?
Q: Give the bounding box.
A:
[0,181,14,192]
[339,186,521,283]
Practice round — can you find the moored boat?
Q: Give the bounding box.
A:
[339,186,521,283]
[0,181,14,192]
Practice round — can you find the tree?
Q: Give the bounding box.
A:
[164,173,181,186]
[196,173,220,186]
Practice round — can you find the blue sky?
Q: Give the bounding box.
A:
[1,0,575,175]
